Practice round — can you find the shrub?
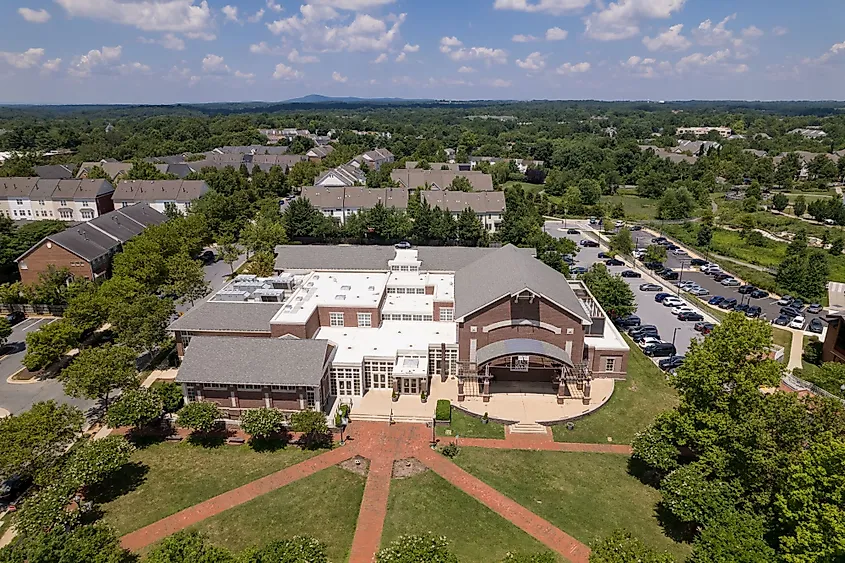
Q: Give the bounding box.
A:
[290,410,332,450]
[590,530,676,563]
[802,337,823,366]
[106,387,164,429]
[435,399,451,421]
[240,407,286,440]
[176,402,221,433]
[154,381,185,413]
[241,536,328,563]
[145,531,235,563]
[441,443,459,458]
[376,534,458,563]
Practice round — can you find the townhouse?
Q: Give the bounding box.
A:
[306,145,335,162]
[0,178,115,221]
[112,180,209,214]
[314,164,367,187]
[421,191,505,232]
[351,148,394,171]
[301,187,408,224]
[390,169,495,191]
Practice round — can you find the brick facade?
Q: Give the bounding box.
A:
[175,330,270,357]
[17,242,98,285]
[823,317,845,363]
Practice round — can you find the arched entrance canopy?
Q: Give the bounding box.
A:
[475,338,573,368]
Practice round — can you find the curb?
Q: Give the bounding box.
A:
[6,367,40,385]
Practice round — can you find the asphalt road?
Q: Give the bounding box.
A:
[545,220,704,356]
[629,230,826,332]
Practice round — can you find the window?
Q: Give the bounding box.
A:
[237,384,262,391]
[331,367,361,396]
[12,210,17,216]
[38,200,45,205]
[15,199,22,205]
[271,385,297,392]
[357,312,372,327]
[439,308,454,322]
[185,386,196,402]
[59,209,73,219]
[423,315,433,321]
[179,331,192,348]
[412,314,423,321]
[306,388,316,409]
[329,312,344,327]
[203,384,228,390]
[365,360,393,389]
[416,288,425,294]
[80,209,94,220]
[59,200,66,206]
[605,358,616,372]
[401,314,412,321]
[19,261,27,270]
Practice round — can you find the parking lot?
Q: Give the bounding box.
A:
[629,230,826,333]
[545,220,706,357]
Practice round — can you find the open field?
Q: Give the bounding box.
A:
[601,190,660,221]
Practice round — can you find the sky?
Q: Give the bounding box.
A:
[0,0,843,104]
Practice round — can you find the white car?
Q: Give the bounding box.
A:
[701,265,720,273]
[789,316,806,329]
[662,297,684,308]
[671,305,695,315]
[615,220,625,228]
[721,278,741,287]
[673,248,688,256]
[638,336,662,348]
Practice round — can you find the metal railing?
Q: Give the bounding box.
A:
[782,373,845,404]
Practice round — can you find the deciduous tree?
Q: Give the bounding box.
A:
[240,408,286,441]
[59,344,138,409]
[771,193,789,212]
[166,253,209,306]
[609,228,634,257]
[0,401,84,479]
[106,387,164,429]
[580,263,636,319]
[177,402,221,433]
[64,436,134,490]
[22,320,82,371]
[145,531,236,563]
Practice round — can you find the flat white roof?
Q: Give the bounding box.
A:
[316,321,457,364]
[271,271,389,324]
[386,271,454,301]
[382,293,433,315]
[584,319,630,352]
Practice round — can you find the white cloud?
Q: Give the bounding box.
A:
[439,36,463,53]
[440,37,507,65]
[488,78,512,87]
[694,14,740,47]
[545,27,568,41]
[332,70,348,82]
[493,0,591,15]
[556,61,590,74]
[247,8,265,23]
[266,0,282,12]
[395,52,406,62]
[772,26,788,37]
[516,51,545,71]
[250,42,285,55]
[68,45,124,76]
[675,48,746,73]
[18,7,51,23]
[42,58,62,72]
[185,31,216,40]
[807,40,845,64]
[373,53,388,63]
[402,43,419,52]
[234,70,255,80]
[309,0,396,8]
[620,55,668,78]
[55,0,213,34]
[458,65,475,73]
[512,34,538,43]
[741,25,763,39]
[139,33,186,50]
[288,49,319,63]
[584,0,686,41]
[0,48,46,69]
[272,62,302,79]
[117,61,152,74]
[222,4,238,22]
[201,53,229,73]
[642,24,690,51]
[268,8,406,53]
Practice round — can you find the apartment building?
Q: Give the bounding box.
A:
[390,169,495,191]
[301,187,408,224]
[421,191,505,232]
[0,178,115,221]
[112,180,209,214]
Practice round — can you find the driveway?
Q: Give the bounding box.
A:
[545,220,704,356]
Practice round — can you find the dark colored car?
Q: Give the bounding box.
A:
[628,325,658,338]
[644,342,677,357]
[694,321,715,333]
[719,298,738,309]
[809,318,824,334]
[738,285,757,295]
[562,255,575,264]
[199,249,216,264]
[621,270,642,278]
[580,239,599,248]
[791,299,805,311]
[0,475,32,509]
[598,252,610,259]
[734,303,750,314]
[567,229,580,234]
[666,244,679,251]
[773,315,790,326]
[630,225,642,231]
[654,292,672,302]
[690,258,708,266]
[781,306,800,318]
[644,262,664,270]
[745,306,762,318]
[4,311,25,326]
[570,266,588,275]
[708,296,725,305]
[678,310,704,321]
[713,272,732,282]
[615,315,641,328]
[660,270,680,280]
[651,237,667,244]
[658,355,685,371]
[750,289,770,299]
[639,283,662,291]
[605,259,625,266]
[807,303,823,314]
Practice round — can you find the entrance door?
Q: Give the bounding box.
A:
[401,378,419,394]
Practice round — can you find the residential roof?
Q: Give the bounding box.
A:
[0,177,39,199]
[113,180,208,203]
[113,201,169,227]
[306,146,335,159]
[76,161,133,179]
[315,164,366,187]
[215,145,289,155]
[175,336,333,387]
[34,164,75,179]
[390,170,495,191]
[167,300,283,333]
[250,154,308,167]
[422,190,505,213]
[638,145,697,164]
[301,187,345,210]
[345,187,408,210]
[44,225,120,261]
[476,338,573,367]
[0,178,113,201]
[453,244,591,322]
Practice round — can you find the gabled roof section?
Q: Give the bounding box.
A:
[453,244,591,323]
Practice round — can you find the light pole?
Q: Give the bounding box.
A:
[676,259,688,296]
[671,327,680,349]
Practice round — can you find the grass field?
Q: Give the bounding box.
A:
[97,442,321,535]
[772,327,793,365]
[601,191,660,221]
[435,408,506,439]
[382,470,558,562]
[785,193,834,203]
[552,339,678,444]
[189,467,364,562]
[453,448,690,559]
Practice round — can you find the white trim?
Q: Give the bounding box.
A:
[482,318,561,334]
[456,288,591,325]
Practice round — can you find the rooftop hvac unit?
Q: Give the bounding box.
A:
[233,274,258,283]
[214,290,250,302]
[264,274,295,290]
[254,288,285,303]
[232,280,265,294]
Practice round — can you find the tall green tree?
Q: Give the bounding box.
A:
[166,253,209,306]
[59,344,138,409]
[0,401,84,479]
[580,263,636,319]
[771,193,789,212]
[793,195,807,217]
[22,320,82,371]
[456,207,487,246]
[609,228,634,257]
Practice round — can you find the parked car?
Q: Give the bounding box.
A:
[582,240,599,248]
[672,248,688,256]
[570,266,588,275]
[638,336,663,349]
[671,304,694,315]
[807,303,823,314]
[615,315,641,328]
[598,252,610,259]
[639,283,662,292]
[789,316,806,329]
[621,270,642,278]
[701,264,721,274]
[659,355,685,371]
[644,262,664,270]
[689,287,710,296]
[605,259,625,267]
[690,258,708,266]
[654,292,672,302]
[777,295,794,306]
[662,297,684,308]
[773,315,790,326]
[651,237,667,244]
[644,342,677,357]
[678,310,704,321]
[745,306,762,318]
[721,278,741,287]
[628,325,658,339]
[713,272,732,282]
[589,217,599,225]
[708,296,725,305]
[199,249,216,264]
[394,241,412,249]
[734,303,750,314]
[809,318,824,334]
[738,285,757,294]
[694,321,714,332]
[792,299,805,311]
[567,229,580,234]
[0,474,32,509]
[781,306,800,318]
[4,311,25,326]
[630,225,642,231]
[750,289,770,299]
[660,270,680,281]
[718,298,738,309]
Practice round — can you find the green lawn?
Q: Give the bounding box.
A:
[435,408,506,439]
[601,191,660,221]
[552,340,678,444]
[772,327,793,365]
[97,441,321,535]
[452,448,690,559]
[189,466,364,563]
[382,470,558,563]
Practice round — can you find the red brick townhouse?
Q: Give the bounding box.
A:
[169,244,629,416]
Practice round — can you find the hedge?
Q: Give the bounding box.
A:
[435,399,451,421]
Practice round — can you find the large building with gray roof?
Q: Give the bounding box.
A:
[0,177,114,222]
[113,180,209,214]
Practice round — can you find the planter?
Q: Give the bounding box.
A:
[391,394,399,403]
[481,418,489,425]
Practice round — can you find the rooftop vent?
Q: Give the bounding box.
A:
[340,285,351,291]
[335,295,347,300]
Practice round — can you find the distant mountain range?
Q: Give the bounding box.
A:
[283,94,432,104]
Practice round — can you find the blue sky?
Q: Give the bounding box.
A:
[1,0,843,104]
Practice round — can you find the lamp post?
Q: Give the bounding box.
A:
[671,327,680,349]
[676,259,688,296]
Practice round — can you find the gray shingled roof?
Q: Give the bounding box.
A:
[175,336,332,387]
[422,191,505,213]
[34,165,75,179]
[390,169,494,191]
[114,202,168,227]
[43,224,121,262]
[113,180,208,203]
[476,338,573,367]
[453,244,591,322]
[168,301,282,333]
